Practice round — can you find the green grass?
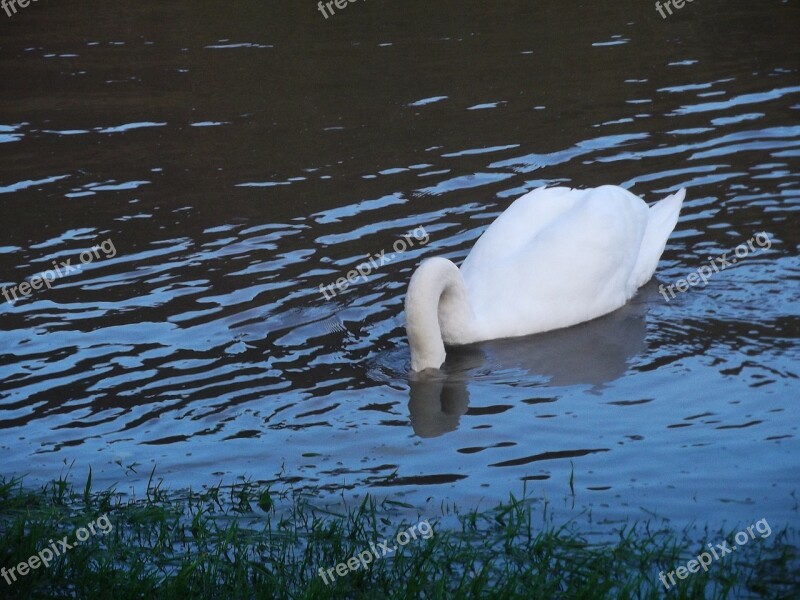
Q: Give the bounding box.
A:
[0,471,797,599]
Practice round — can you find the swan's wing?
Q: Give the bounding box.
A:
[462,186,650,339]
[460,186,583,275]
[628,188,685,289]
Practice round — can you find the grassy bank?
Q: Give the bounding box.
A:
[0,472,797,599]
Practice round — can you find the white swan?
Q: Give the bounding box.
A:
[405,185,685,371]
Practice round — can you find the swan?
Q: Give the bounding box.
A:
[405,185,685,371]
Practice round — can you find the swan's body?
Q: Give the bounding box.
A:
[405,185,685,371]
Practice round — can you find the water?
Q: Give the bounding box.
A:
[1,0,798,532]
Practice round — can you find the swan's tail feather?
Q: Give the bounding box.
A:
[629,188,685,289]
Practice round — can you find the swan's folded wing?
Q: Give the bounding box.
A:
[460,186,582,276]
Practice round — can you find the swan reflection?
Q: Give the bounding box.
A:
[407,280,661,437]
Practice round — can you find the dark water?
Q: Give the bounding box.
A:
[1,0,798,530]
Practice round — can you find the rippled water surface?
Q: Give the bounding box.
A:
[1,1,798,529]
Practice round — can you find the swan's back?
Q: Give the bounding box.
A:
[460,186,683,341]
[460,186,582,275]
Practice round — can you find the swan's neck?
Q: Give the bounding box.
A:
[405,257,477,371]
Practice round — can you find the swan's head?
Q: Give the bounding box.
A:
[405,257,474,372]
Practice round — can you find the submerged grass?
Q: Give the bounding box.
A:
[0,472,797,599]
